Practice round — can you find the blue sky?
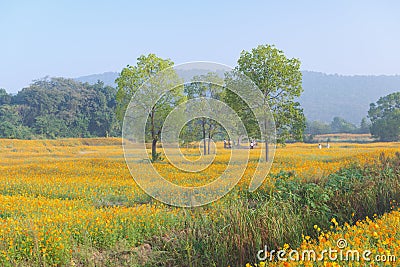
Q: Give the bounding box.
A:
[1,0,399,93]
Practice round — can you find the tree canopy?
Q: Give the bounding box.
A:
[116,54,185,161]
[368,92,400,141]
[226,44,305,144]
[0,78,120,139]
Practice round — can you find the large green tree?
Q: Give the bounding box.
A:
[368,92,400,141]
[116,54,184,161]
[225,44,305,161]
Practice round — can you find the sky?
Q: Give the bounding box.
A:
[1,0,399,93]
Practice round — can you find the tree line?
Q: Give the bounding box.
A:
[1,44,399,147]
[305,117,371,136]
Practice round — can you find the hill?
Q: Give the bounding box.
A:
[75,72,119,87]
[75,71,400,124]
[300,71,400,124]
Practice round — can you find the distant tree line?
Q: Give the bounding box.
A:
[0,78,120,139]
[305,117,371,136]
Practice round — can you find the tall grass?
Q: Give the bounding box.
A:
[146,152,400,266]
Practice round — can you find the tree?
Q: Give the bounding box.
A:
[330,117,356,133]
[116,54,185,161]
[83,81,120,137]
[305,120,331,135]
[179,119,202,147]
[225,44,305,161]
[34,114,68,138]
[0,105,32,139]
[368,92,400,141]
[184,72,225,155]
[358,117,370,134]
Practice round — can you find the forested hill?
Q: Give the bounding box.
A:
[0,78,120,139]
[76,71,400,124]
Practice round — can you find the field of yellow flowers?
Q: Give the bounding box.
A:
[250,210,399,267]
[0,138,399,266]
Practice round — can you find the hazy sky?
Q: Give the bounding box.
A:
[1,1,399,93]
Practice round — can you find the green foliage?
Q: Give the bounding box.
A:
[358,117,371,134]
[225,44,306,144]
[0,104,33,139]
[369,92,400,141]
[224,70,261,141]
[330,116,357,133]
[116,54,185,161]
[0,78,120,139]
[0,88,12,105]
[305,116,370,136]
[116,54,175,121]
[183,72,225,154]
[0,121,33,139]
[305,120,331,135]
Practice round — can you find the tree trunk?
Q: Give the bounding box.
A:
[202,118,206,155]
[152,138,157,161]
[208,131,211,155]
[150,108,158,161]
[264,114,269,162]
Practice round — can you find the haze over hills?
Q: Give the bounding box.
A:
[75,71,400,125]
[75,72,118,86]
[300,71,400,124]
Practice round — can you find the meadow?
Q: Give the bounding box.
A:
[0,138,399,266]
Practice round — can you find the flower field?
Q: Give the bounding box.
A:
[0,138,399,266]
[250,210,400,267]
